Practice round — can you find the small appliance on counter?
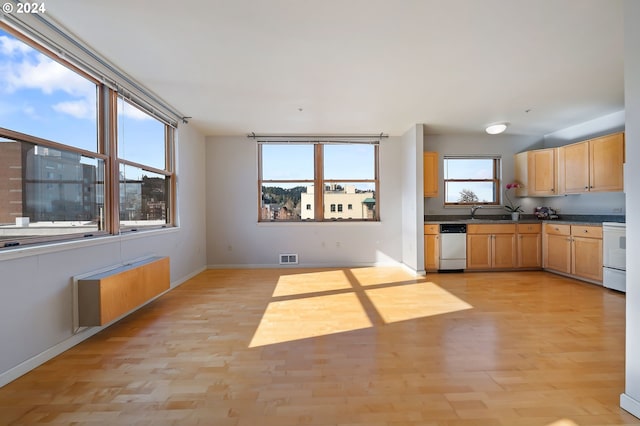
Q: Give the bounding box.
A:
[534,206,558,220]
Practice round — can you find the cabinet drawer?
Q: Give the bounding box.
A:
[544,223,571,236]
[424,224,439,235]
[468,224,516,234]
[571,225,602,239]
[517,223,541,234]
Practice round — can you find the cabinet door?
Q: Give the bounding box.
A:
[560,141,590,194]
[590,133,624,192]
[517,233,541,268]
[492,234,517,269]
[423,152,439,197]
[424,234,439,271]
[528,148,557,195]
[544,233,572,274]
[572,236,603,283]
[466,234,492,270]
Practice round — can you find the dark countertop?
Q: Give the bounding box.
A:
[425,214,625,226]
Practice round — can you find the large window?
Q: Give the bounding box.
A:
[443,156,501,205]
[0,25,175,249]
[117,98,173,229]
[258,142,379,221]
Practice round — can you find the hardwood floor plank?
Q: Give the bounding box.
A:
[0,268,638,425]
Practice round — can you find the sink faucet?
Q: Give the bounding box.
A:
[470,205,483,219]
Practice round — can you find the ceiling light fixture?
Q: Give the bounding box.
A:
[485,123,508,135]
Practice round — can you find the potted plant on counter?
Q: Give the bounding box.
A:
[504,183,523,220]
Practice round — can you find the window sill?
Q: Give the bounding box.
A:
[0,227,179,262]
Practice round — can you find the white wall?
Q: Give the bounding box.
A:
[0,123,207,386]
[621,0,640,418]
[423,132,543,217]
[205,135,403,268]
[400,124,424,273]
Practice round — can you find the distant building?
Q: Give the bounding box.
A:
[301,184,375,220]
[0,142,100,224]
[0,141,23,224]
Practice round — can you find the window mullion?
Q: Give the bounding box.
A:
[107,89,120,235]
[314,144,324,221]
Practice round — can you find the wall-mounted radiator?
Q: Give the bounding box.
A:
[76,256,170,327]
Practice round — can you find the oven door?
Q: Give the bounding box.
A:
[603,224,626,270]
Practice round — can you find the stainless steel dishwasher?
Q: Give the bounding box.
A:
[439,223,467,271]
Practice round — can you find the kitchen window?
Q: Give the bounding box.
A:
[443,156,501,206]
[257,140,379,221]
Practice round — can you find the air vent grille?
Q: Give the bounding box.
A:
[279,253,298,265]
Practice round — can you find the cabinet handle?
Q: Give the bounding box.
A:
[584,229,588,233]
[584,186,589,189]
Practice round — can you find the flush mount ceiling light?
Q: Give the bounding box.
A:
[485,123,508,135]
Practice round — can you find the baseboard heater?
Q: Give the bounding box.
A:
[77,256,170,326]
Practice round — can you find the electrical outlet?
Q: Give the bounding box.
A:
[613,207,623,213]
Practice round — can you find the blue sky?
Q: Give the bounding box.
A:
[262,143,376,191]
[0,28,165,177]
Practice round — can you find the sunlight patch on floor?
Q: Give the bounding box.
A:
[249,292,372,348]
[545,420,579,426]
[366,282,473,323]
[272,270,352,297]
[349,266,421,287]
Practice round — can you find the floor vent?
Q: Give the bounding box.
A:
[279,253,298,265]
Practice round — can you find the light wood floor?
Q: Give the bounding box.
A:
[1,268,638,426]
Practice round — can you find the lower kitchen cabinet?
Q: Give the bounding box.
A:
[572,225,603,282]
[466,224,516,270]
[517,223,542,268]
[424,224,439,271]
[543,223,602,283]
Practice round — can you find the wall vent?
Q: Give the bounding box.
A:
[279,253,298,265]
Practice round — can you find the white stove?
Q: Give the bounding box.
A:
[602,222,626,292]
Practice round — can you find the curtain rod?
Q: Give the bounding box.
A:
[248,132,388,140]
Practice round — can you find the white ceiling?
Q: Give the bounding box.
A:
[45,0,624,137]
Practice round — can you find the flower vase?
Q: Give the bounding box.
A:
[511,212,520,221]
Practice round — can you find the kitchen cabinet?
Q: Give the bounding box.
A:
[424,224,439,271]
[467,224,516,270]
[558,132,624,194]
[517,223,542,268]
[514,148,557,197]
[423,152,439,197]
[543,224,572,273]
[543,223,603,283]
[571,225,603,283]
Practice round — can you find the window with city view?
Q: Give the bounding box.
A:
[259,142,378,222]
[443,156,501,205]
[0,25,175,249]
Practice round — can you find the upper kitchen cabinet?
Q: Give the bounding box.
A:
[514,148,558,197]
[423,151,439,197]
[558,132,625,194]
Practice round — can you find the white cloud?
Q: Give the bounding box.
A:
[0,35,32,56]
[0,33,96,120]
[53,99,96,120]
[4,52,93,97]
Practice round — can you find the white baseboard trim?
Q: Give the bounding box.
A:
[0,326,103,388]
[207,260,404,269]
[0,265,207,388]
[621,393,640,419]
